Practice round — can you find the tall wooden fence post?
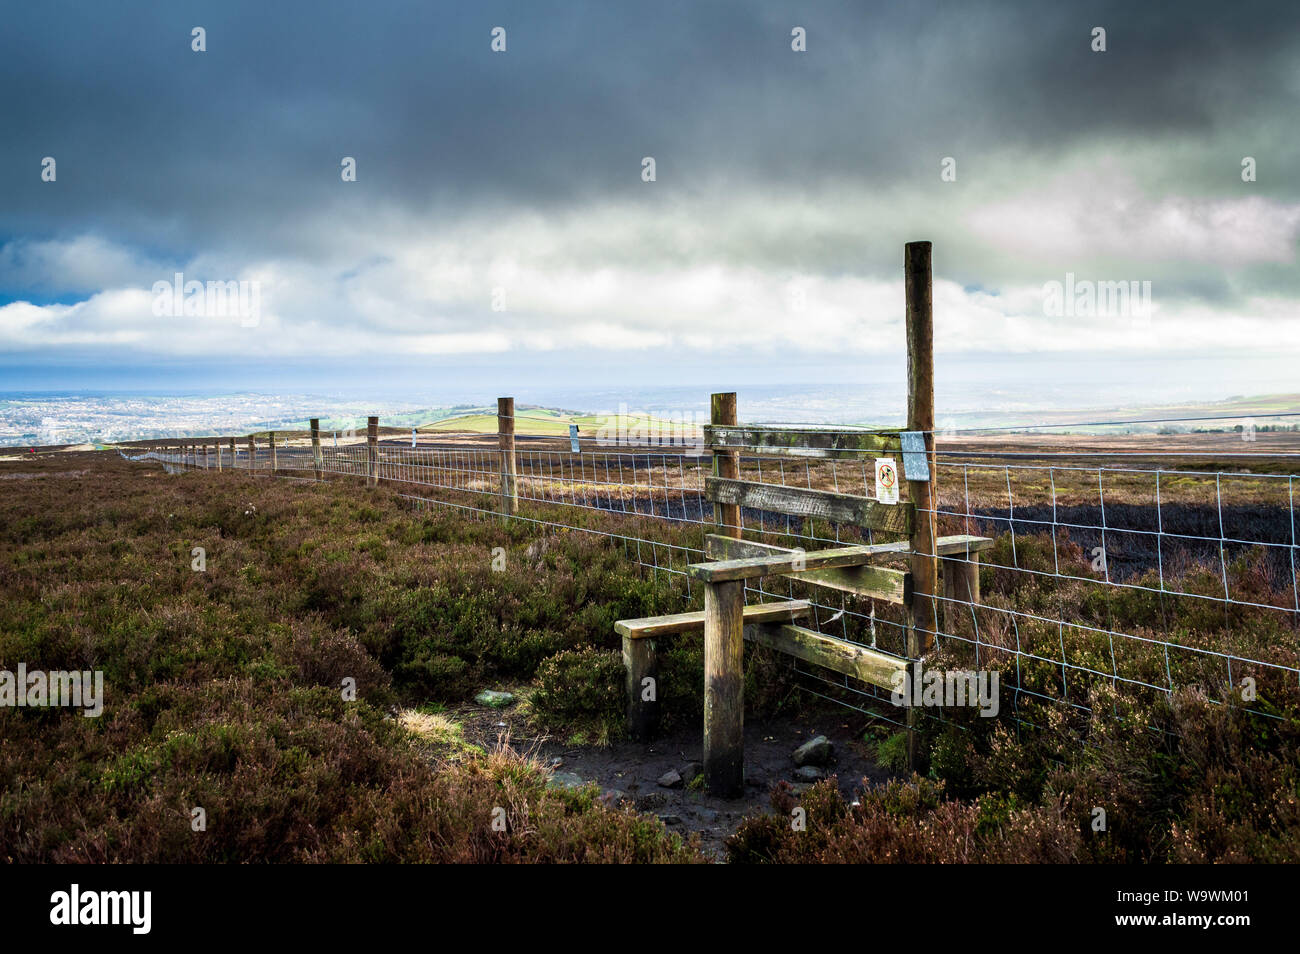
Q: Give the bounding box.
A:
[497,397,518,517]
[710,393,740,538]
[268,432,277,474]
[310,418,322,481]
[367,417,379,486]
[704,391,744,798]
[904,240,938,769]
[203,443,209,470]
[216,440,223,472]
[247,435,255,475]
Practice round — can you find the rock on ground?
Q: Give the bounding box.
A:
[792,735,833,767]
[657,768,683,788]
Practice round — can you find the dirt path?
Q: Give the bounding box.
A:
[452,701,892,859]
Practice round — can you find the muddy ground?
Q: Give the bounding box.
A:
[451,700,892,859]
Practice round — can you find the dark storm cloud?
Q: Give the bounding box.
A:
[3,0,1297,261]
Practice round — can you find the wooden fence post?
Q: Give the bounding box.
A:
[497,397,517,516]
[269,431,277,474]
[216,440,223,472]
[203,443,209,470]
[227,437,235,470]
[703,391,745,796]
[710,393,740,538]
[310,418,322,481]
[623,635,659,742]
[704,579,745,798]
[367,417,379,486]
[247,435,255,474]
[905,240,938,769]
[942,554,980,633]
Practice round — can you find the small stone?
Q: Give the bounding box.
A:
[548,772,586,790]
[795,765,824,782]
[659,814,682,826]
[792,735,833,767]
[657,769,683,788]
[550,756,563,767]
[475,689,515,708]
[599,789,629,807]
[680,762,704,785]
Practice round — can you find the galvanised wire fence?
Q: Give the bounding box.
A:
[124,414,1300,732]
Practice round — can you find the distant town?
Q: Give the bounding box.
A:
[0,393,445,446]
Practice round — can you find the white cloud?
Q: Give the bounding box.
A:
[966,165,1300,267]
[3,173,1299,362]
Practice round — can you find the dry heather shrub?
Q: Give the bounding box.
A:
[727,776,1082,864]
[311,746,706,864]
[284,616,393,707]
[531,647,625,739]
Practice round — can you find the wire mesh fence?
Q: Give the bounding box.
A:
[126,419,1300,732]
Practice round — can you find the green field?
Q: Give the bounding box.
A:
[420,408,700,439]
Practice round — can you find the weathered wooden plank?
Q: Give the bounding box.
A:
[702,534,906,602]
[704,534,795,561]
[615,600,812,639]
[798,565,907,604]
[705,476,913,535]
[705,425,902,458]
[689,543,894,583]
[931,534,996,555]
[746,623,908,691]
[704,580,745,798]
[704,532,993,562]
